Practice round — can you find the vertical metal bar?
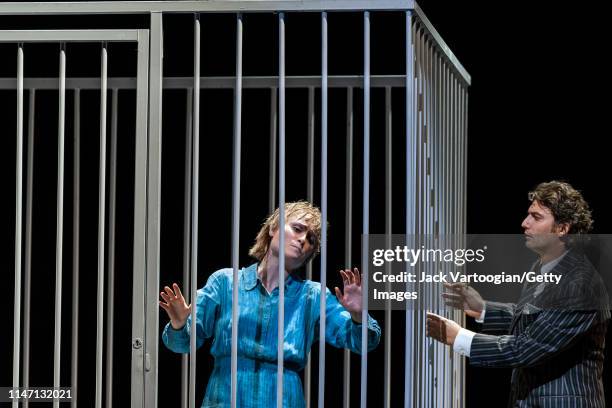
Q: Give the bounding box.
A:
[317,10,329,408]
[425,33,431,408]
[456,81,463,408]
[53,42,66,408]
[415,26,424,408]
[429,41,436,407]
[448,66,456,408]
[13,43,24,408]
[318,10,329,408]
[361,10,370,408]
[383,86,392,408]
[434,50,444,408]
[131,29,150,408]
[404,11,414,408]
[448,69,460,408]
[304,85,315,408]
[70,88,79,408]
[145,12,164,408]
[277,11,286,408]
[343,86,354,408]
[231,12,243,408]
[96,42,108,408]
[269,88,278,214]
[435,51,444,408]
[181,88,193,408]
[461,86,468,408]
[24,87,36,408]
[445,64,453,408]
[105,86,118,408]
[190,14,201,408]
[445,64,451,408]
[453,79,459,396]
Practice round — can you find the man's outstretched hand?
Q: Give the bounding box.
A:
[159,283,191,330]
[441,282,485,319]
[426,312,461,346]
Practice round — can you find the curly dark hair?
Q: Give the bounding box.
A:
[528,181,593,236]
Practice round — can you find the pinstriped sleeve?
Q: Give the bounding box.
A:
[322,287,381,354]
[479,301,516,335]
[162,270,225,353]
[469,309,598,368]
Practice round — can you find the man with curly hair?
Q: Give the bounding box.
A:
[427,181,610,407]
[159,201,381,407]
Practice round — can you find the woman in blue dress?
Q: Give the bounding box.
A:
[160,201,381,407]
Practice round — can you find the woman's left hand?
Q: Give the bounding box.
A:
[334,268,363,323]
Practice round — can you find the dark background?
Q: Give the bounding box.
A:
[418,1,611,406]
[1,1,610,407]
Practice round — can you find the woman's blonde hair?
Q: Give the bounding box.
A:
[249,201,323,265]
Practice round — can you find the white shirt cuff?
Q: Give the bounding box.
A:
[475,304,486,323]
[453,327,476,357]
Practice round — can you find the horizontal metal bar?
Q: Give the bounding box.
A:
[0,2,471,85]
[0,1,414,14]
[0,30,139,42]
[0,75,408,90]
[413,4,471,86]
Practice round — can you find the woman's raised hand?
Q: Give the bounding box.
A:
[334,268,363,323]
[159,283,192,329]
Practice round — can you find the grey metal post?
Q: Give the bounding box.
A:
[96,42,108,408]
[145,12,164,408]
[304,85,314,408]
[70,88,80,408]
[131,29,150,408]
[105,86,119,408]
[383,86,392,408]
[277,11,286,408]
[461,86,468,408]
[343,86,354,408]
[70,87,79,408]
[361,10,370,408]
[404,11,415,408]
[415,25,423,408]
[181,88,193,408]
[231,12,243,408]
[190,14,201,408]
[269,88,277,214]
[318,10,328,408]
[53,42,66,408]
[24,87,36,408]
[342,87,353,408]
[13,43,24,408]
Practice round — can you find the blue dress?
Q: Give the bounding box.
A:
[162,263,381,408]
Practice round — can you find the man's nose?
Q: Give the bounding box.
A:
[521,217,529,230]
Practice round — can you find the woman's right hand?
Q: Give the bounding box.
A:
[159,283,192,330]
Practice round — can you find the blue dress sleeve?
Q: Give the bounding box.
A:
[162,270,225,354]
[323,287,381,354]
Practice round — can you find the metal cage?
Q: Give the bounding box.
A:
[2,2,470,408]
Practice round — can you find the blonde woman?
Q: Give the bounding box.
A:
[160,201,381,407]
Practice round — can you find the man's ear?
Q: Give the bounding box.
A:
[554,223,570,236]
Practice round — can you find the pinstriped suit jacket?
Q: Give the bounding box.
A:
[469,249,610,408]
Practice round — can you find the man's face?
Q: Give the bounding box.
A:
[521,200,566,255]
[269,214,317,271]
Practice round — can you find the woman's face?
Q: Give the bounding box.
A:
[269,214,317,271]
